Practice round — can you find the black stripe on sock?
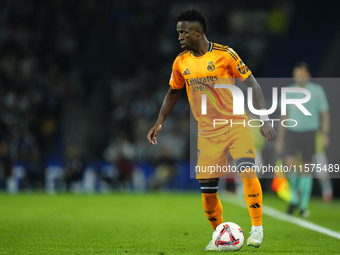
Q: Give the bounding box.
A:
[200,182,218,194]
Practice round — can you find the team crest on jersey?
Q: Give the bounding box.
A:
[207,61,215,72]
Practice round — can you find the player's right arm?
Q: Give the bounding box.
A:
[147,87,181,145]
[147,57,185,145]
[224,47,276,142]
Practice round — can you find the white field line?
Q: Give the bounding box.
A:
[220,191,340,240]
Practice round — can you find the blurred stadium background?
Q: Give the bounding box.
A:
[0,0,339,197]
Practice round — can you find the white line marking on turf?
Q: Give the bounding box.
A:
[221,192,340,240]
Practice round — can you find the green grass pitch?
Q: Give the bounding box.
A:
[0,192,339,254]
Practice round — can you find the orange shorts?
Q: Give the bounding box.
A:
[195,125,256,179]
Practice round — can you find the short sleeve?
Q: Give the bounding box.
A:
[169,58,185,89]
[227,47,252,81]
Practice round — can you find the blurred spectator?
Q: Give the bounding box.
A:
[64,145,85,192]
[22,147,44,191]
[266,1,293,36]
[150,148,176,190]
[103,132,136,190]
[0,140,12,190]
[117,155,135,190]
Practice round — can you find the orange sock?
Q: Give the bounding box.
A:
[242,177,263,226]
[202,192,223,230]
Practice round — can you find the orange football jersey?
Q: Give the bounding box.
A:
[169,42,252,137]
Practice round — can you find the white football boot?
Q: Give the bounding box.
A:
[247,229,263,248]
[204,239,217,251]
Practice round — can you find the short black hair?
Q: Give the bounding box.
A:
[293,61,310,72]
[177,9,208,33]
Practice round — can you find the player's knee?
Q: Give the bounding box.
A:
[236,157,256,178]
[236,157,255,172]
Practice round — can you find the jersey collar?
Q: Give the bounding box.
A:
[208,42,213,52]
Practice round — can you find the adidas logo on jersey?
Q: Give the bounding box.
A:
[246,149,254,154]
[183,68,191,75]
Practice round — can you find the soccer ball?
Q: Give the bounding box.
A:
[212,222,244,251]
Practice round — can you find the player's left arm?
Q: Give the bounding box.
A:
[243,74,276,142]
